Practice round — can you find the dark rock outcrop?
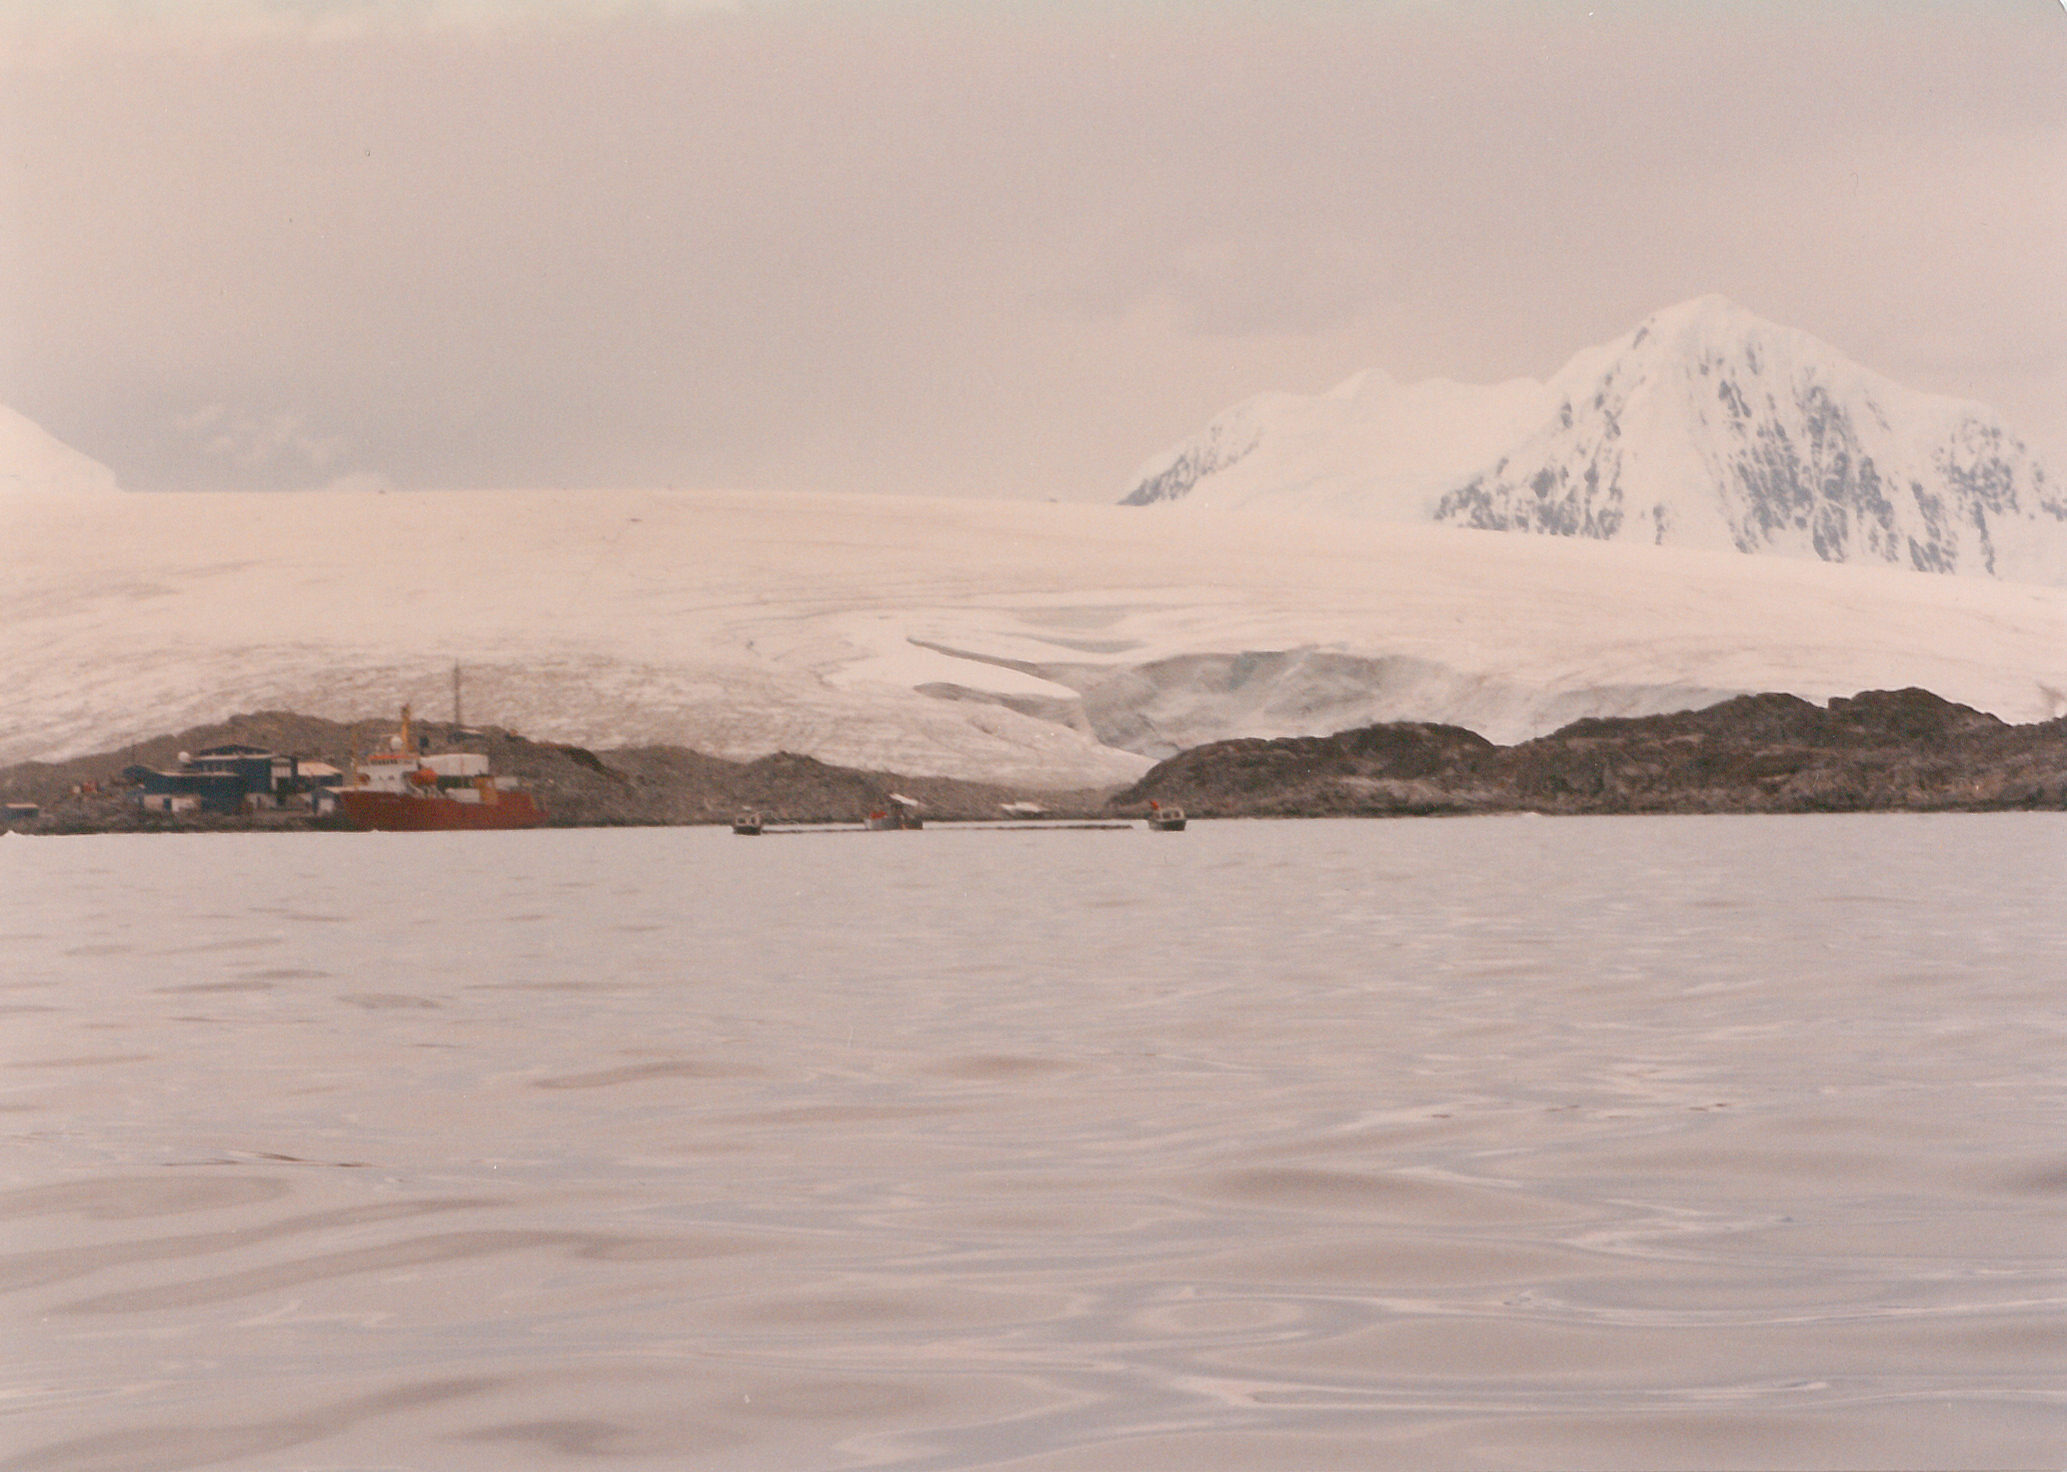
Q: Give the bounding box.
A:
[1112,689,2067,817]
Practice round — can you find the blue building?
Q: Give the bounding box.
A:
[134,767,247,814]
[132,745,313,814]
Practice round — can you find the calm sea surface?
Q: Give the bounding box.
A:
[2,817,2063,1471]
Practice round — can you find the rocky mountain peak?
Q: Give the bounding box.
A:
[1122,300,2066,584]
[1439,300,2063,579]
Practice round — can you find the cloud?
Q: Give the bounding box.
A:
[315,469,396,493]
[161,404,395,491]
[0,0,740,63]
[173,403,346,471]
[8,1,2063,497]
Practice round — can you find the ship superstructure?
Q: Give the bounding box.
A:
[337,706,542,831]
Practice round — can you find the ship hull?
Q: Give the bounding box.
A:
[336,789,543,832]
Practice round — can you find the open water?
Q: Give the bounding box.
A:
[2,816,2063,1471]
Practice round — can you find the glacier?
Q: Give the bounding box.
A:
[5,484,2064,786]
[1124,296,2067,586]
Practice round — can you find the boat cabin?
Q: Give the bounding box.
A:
[355,748,499,801]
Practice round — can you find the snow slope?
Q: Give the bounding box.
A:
[1,405,121,496]
[1124,298,2067,584]
[1123,370,1555,520]
[5,487,2063,784]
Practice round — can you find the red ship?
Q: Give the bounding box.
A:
[336,706,543,832]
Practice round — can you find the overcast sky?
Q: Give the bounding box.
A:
[3,0,2062,499]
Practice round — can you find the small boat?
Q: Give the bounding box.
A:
[1145,801,1187,831]
[335,705,543,832]
[731,811,764,835]
[864,794,924,830]
[865,794,927,829]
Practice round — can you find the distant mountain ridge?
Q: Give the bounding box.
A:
[1123,297,2067,584]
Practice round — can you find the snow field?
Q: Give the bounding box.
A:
[5,486,2064,783]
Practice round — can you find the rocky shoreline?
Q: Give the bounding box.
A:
[1115,688,2067,817]
[0,712,1116,834]
[5,688,2064,834]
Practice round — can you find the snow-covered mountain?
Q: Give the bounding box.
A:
[1,405,121,496]
[1123,298,2067,584]
[5,487,2063,784]
[1123,371,1555,520]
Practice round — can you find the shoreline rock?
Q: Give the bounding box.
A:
[8,688,2064,834]
[1112,689,2067,817]
[0,712,1119,834]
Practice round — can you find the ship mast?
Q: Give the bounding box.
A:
[452,663,463,731]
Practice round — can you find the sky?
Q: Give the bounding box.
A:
[2,0,2062,500]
